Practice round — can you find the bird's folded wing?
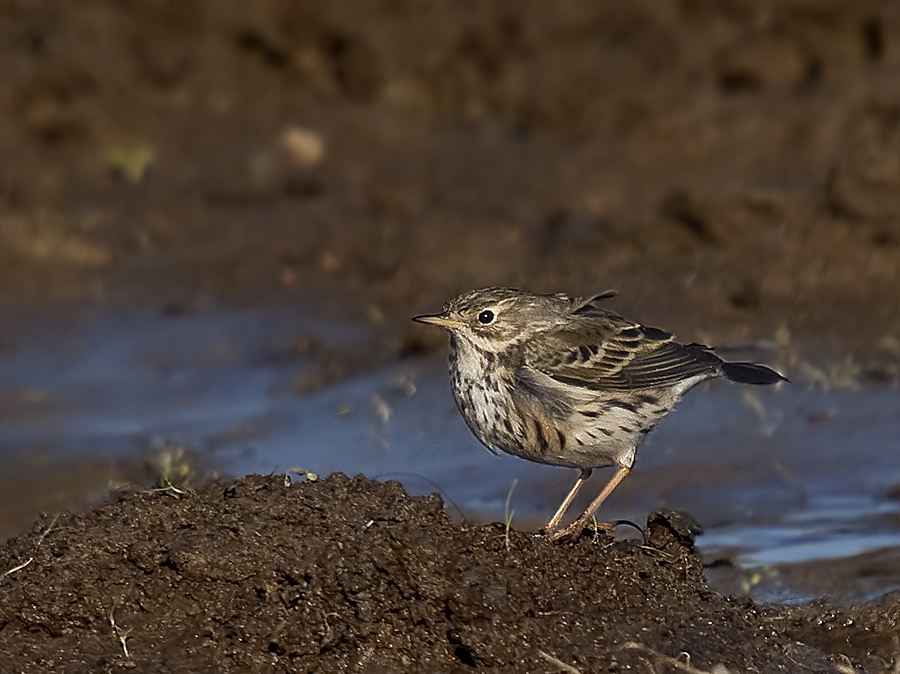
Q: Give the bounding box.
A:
[525,317,722,391]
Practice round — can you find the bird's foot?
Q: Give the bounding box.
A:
[543,518,616,542]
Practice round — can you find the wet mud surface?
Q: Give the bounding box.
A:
[2,473,897,674]
[1,0,899,671]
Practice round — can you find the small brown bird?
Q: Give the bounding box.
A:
[414,287,787,541]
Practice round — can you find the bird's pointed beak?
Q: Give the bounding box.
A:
[412,312,465,329]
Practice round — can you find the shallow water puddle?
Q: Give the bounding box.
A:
[0,306,897,600]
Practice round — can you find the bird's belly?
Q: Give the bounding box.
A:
[562,394,678,467]
[458,386,678,471]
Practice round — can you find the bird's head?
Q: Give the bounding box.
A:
[413,287,578,352]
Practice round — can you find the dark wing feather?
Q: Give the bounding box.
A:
[524,311,723,391]
[598,341,723,390]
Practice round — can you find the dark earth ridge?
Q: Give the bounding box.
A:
[1,473,898,673]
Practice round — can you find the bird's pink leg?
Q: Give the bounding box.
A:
[541,468,592,535]
[548,465,631,542]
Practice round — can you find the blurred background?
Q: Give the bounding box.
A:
[0,1,897,600]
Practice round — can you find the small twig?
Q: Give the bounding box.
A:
[833,654,858,674]
[319,611,340,648]
[891,634,900,674]
[621,642,712,674]
[538,650,582,674]
[36,513,60,547]
[504,479,517,550]
[148,483,186,496]
[638,545,676,562]
[0,557,33,581]
[109,609,132,659]
[1,514,60,584]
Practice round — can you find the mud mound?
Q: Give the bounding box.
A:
[2,473,893,673]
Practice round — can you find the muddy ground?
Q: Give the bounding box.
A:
[0,0,899,671]
[1,473,898,674]
[0,0,897,358]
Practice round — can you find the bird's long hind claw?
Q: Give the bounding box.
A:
[547,519,616,542]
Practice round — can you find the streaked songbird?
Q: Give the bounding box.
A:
[414,287,787,541]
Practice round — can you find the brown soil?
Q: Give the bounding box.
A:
[1,473,896,673]
[1,1,899,671]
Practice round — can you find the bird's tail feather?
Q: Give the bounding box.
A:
[722,361,788,385]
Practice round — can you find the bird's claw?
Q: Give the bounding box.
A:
[542,519,617,542]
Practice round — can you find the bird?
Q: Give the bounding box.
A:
[413,287,787,541]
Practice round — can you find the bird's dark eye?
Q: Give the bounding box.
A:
[478,310,494,324]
